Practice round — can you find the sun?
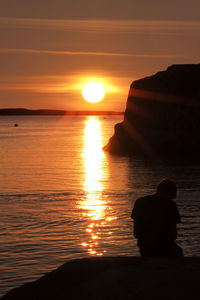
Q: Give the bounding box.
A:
[82,82,105,103]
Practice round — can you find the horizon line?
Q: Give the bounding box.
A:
[0,108,124,115]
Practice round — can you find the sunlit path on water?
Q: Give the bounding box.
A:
[79,117,116,256]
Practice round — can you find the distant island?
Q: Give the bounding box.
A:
[0,108,123,116]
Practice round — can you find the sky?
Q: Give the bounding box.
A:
[0,0,200,111]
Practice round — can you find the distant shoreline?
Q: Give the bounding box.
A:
[0,108,124,116]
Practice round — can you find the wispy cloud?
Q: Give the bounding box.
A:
[0,17,200,34]
[0,47,185,59]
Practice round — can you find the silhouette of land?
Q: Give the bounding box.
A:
[104,64,200,161]
[0,108,123,116]
[2,256,200,300]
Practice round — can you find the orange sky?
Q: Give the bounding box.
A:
[0,1,200,111]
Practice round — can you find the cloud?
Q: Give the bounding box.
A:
[0,47,185,59]
[0,17,200,34]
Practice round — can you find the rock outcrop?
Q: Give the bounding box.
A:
[104,64,200,161]
[2,257,200,300]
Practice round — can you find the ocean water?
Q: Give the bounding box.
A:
[0,115,200,296]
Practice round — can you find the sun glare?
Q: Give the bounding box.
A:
[82,82,105,103]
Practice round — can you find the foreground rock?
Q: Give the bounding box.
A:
[104,64,200,161]
[2,257,200,300]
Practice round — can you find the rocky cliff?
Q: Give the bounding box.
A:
[104,64,200,161]
[2,257,200,300]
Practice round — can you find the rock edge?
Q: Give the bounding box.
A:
[2,256,200,300]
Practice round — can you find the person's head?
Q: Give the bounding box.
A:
[156,178,177,199]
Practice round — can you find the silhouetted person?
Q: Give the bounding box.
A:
[131,178,183,257]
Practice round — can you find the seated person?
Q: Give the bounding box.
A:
[131,178,183,257]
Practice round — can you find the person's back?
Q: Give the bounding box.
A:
[131,179,183,257]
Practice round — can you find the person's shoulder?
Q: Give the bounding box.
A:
[131,194,155,219]
[134,194,156,207]
[136,194,156,202]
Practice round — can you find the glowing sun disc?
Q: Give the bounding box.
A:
[82,82,105,103]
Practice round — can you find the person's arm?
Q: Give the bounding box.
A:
[131,199,139,238]
[169,223,177,240]
[169,201,181,240]
[131,201,136,219]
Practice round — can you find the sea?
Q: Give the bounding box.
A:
[0,115,200,296]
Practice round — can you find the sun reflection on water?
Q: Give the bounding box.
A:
[80,117,116,256]
[83,118,104,193]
